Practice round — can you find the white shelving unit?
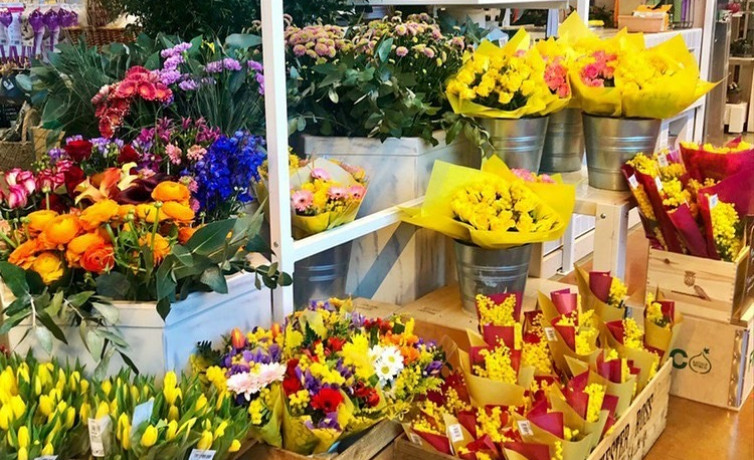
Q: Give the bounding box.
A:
[260,0,714,319]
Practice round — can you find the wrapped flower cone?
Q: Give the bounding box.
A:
[510,412,595,460]
[574,266,626,323]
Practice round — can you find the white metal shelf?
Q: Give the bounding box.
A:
[292,197,425,262]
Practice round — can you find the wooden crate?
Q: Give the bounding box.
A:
[395,361,672,460]
[239,421,401,460]
[645,247,753,323]
[617,15,667,32]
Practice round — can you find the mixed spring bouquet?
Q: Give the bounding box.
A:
[446,29,571,120]
[402,157,575,249]
[257,155,368,239]
[622,148,752,262]
[193,299,447,455]
[0,128,283,373]
[286,12,471,143]
[558,13,716,119]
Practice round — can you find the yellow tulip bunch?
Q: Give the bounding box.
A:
[0,353,90,459]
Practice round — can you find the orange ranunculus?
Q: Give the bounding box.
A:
[118,204,136,220]
[135,204,167,224]
[151,181,190,204]
[177,226,199,245]
[400,346,421,364]
[80,244,115,274]
[79,199,120,231]
[139,233,170,263]
[8,240,38,269]
[66,232,108,267]
[43,214,81,246]
[31,252,64,285]
[27,210,58,233]
[161,201,195,223]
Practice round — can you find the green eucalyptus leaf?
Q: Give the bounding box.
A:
[96,273,131,299]
[157,297,171,321]
[185,219,235,256]
[92,302,120,325]
[36,313,67,343]
[199,267,228,294]
[35,327,53,355]
[0,310,29,335]
[0,262,29,298]
[86,330,105,359]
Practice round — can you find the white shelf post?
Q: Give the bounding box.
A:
[261,0,295,320]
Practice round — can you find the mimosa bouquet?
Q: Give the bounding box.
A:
[446,29,571,120]
[193,299,447,455]
[679,138,754,182]
[643,292,684,359]
[257,154,368,239]
[573,266,628,323]
[622,149,753,261]
[0,353,91,460]
[559,13,716,119]
[401,157,575,249]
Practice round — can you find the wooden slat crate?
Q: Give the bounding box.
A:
[239,420,402,460]
[646,246,753,323]
[395,361,672,460]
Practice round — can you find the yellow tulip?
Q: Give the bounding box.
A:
[95,401,110,419]
[168,405,179,422]
[140,425,158,447]
[178,417,197,435]
[118,414,131,450]
[196,430,213,450]
[163,371,177,389]
[17,447,27,460]
[163,386,181,406]
[79,403,90,424]
[37,364,51,387]
[65,407,76,429]
[116,413,130,441]
[130,385,140,403]
[194,394,208,412]
[41,442,54,456]
[0,405,13,430]
[10,395,26,419]
[229,439,241,452]
[16,365,29,384]
[80,379,90,394]
[101,379,112,397]
[213,420,228,440]
[17,426,29,448]
[165,419,178,441]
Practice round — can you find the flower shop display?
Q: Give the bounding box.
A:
[556,13,716,190]
[400,276,681,460]
[192,298,447,455]
[402,157,575,312]
[445,29,572,171]
[257,154,367,308]
[0,127,287,376]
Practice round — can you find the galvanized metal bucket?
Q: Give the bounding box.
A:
[541,108,585,173]
[582,114,661,191]
[481,116,550,172]
[454,241,532,313]
[293,242,352,310]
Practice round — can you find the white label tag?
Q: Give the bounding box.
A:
[130,400,154,436]
[447,424,464,443]
[628,175,639,189]
[709,194,718,209]
[188,450,216,460]
[88,416,112,457]
[654,176,663,191]
[34,457,58,460]
[657,153,669,167]
[544,327,557,342]
[517,420,534,437]
[408,432,423,445]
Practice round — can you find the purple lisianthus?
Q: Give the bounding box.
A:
[424,360,443,377]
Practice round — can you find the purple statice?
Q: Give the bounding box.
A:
[222,58,242,71]
[303,370,321,394]
[65,134,83,143]
[159,69,183,86]
[161,42,192,59]
[205,60,224,74]
[90,137,110,154]
[47,148,64,163]
[164,54,185,71]
[248,60,263,72]
[335,359,353,381]
[178,79,199,91]
[248,60,265,95]
[350,311,366,329]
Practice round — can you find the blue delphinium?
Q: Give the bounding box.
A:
[193,131,265,220]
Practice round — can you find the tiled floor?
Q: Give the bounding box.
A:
[559,227,754,460]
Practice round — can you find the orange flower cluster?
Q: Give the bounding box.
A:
[7,181,196,285]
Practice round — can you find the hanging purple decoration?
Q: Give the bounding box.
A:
[43,8,61,53]
[29,9,45,58]
[0,8,11,61]
[59,8,78,28]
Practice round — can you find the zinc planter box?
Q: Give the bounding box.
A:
[297,132,477,305]
[2,272,271,376]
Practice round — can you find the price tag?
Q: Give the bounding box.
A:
[88,416,112,457]
[654,176,663,191]
[627,175,639,189]
[657,153,669,167]
[34,457,58,460]
[447,424,464,443]
[517,420,534,437]
[708,194,718,209]
[188,450,216,460]
[544,327,557,342]
[130,399,154,436]
[408,432,423,445]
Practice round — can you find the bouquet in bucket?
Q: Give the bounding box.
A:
[446,29,571,120]
[257,154,368,239]
[558,13,716,119]
[401,156,575,249]
[192,299,447,455]
[622,148,753,262]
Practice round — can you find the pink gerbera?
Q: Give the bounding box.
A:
[310,168,330,181]
[348,184,366,200]
[291,189,313,212]
[328,186,347,200]
[115,80,138,98]
[137,82,157,101]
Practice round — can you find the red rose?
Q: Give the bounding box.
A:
[81,244,115,274]
[311,388,344,413]
[327,337,346,352]
[64,139,93,162]
[64,165,86,196]
[117,144,140,164]
[354,384,380,408]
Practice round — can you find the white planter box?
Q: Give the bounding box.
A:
[3,272,271,376]
[297,131,478,305]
